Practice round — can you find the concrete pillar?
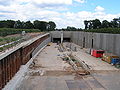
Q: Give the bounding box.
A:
[61,31,63,43]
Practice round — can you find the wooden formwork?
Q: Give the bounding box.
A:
[0,33,50,90]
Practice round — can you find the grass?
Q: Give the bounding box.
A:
[0,47,3,52]
[0,28,43,52]
[0,28,40,36]
[0,36,22,45]
[0,42,18,52]
[0,35,24,52]
[0,36,24,52]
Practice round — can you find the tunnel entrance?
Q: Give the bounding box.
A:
[52,38,71,43]
[63,38,71,42]
[53,38,61,43]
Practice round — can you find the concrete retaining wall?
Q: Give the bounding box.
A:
[51,31,120,57]
[71,31,120,57]
[32,37,51,56]
[50,31,72,42]
[50,31,61,38]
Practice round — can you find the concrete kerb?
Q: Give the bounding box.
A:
[3,45,47,90]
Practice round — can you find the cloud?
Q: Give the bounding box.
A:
[0,0,10,5]
[95,6,105,12]
[0,1,120,29]
[32,0,72,5]
[74,0,85,3]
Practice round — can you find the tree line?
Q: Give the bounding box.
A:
[0,20,56,31]
[84,17,120,30]
[56,26,82,31]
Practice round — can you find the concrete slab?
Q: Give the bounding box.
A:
[15,43,120,90]
[92,71,120,90]
[33,43,70,71]
[72,43,119,71]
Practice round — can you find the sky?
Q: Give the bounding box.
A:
[0,0,120,29]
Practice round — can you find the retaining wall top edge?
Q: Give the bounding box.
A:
[22,33,49,48]
[0,33,50,60]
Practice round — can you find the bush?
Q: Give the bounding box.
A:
[0,28,40,36]
[85,28,120,34]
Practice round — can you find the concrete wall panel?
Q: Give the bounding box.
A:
[63,31,72,38]
[51,31,120,57]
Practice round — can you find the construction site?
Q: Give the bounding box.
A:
[1,31,120,90]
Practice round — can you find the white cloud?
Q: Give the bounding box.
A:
[0,1,120,29]
[95,6,105,12]
[32,0,72,5]
[74,0,85,3]
[12,0,72,5]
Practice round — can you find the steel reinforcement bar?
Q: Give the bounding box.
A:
[0,33,50,90]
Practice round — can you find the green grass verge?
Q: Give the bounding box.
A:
[0,28,40,36]
[0,42,17,52]
[0,36,22,45]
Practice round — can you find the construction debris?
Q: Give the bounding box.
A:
[59,43,90,75]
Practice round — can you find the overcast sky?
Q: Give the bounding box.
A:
[0,0,120,28]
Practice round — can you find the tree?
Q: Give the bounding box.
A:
[6,20,15,28]
[0,21,5,28]
[0,20,15,28]
[33,20,48,31]
[14,20,23,29]
[23,21,34,29]
[101,20,109,28]
[118,17,120,28]
[47,21,56,31]
[84,19,101,29]
[92,19,101,29]
[67,26,77,31]
[39,21,47,31]
[112,18,118,28]
[88,20,93,29]
[84,20,89,29]
[33,20,40,29]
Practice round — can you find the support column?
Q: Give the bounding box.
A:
[61,31,63,43]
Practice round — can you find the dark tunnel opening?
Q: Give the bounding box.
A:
[52,38,71,43]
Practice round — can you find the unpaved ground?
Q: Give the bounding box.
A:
[16,43,120,90]
[32,43,70,71]
[65,43,119,71]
